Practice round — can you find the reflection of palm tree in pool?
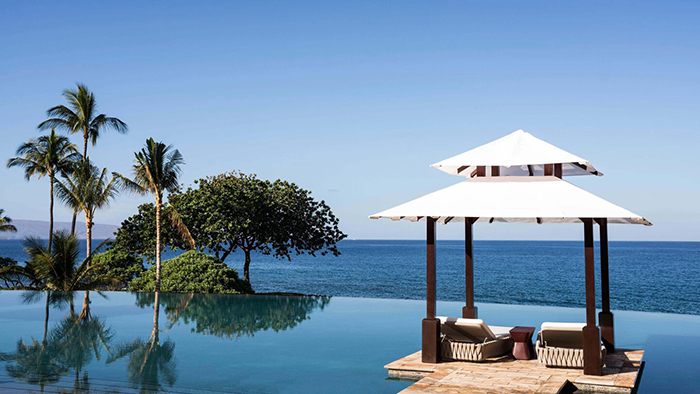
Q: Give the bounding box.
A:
[0,291,71,393]
[49,310,113,392]
[108,292,177,393]
[135,293,331,339]
[1,291,113,393]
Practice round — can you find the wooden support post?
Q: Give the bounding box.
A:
[491,166,500,177]
[582,219,602,375]
[476,166,486,177]
[544,164,553,176]
[596,218,615,353]
[463,218,477,318]
[422,217,440,363]
[554,163,563,178]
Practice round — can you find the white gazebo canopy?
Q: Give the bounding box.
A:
[370,176,650,225]
[430,129,602,177]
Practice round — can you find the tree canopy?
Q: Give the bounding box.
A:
[112,203,182,262]
[129,251,252,294]
[169,172,347,282]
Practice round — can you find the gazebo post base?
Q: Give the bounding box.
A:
[422,318,441,363]
[582,325,602,376]
[599,311,615,353]
[462,306,477,319]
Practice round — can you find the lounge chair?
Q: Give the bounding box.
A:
[535,322,606,368]
[437,316,514,362]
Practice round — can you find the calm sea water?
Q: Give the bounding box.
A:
[1,239,699,315]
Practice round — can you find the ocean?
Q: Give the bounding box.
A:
[1,239,698,315]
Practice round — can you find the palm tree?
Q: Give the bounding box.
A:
[7,130,80,249]
[37,84,128,160]
[23,232,114,292]
[54,158,118,265]
[0,209,17,233]
[114,139,185,292]
[37,83,127,234]
[23,231,116,319]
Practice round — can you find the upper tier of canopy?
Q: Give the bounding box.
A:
[369,176,650,225]
[430,129,602,177]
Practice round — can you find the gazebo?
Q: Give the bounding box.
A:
[370,130,650,376]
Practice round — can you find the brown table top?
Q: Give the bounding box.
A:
[509,326,535,334]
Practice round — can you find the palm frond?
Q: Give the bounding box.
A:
[112,172,148,195]
[168,208,195,249]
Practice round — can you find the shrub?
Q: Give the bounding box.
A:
[129,251,252,294]
[91,246,145,290]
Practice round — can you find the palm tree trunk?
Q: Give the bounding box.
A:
[82,133,88,159]
[71,211,77,236]
[74,133,88,238]
[79,290,90,321]
[43,291,50,343]
[153,291,160,333]
[86,216,92,266]
[79,216,93,322]
[155,197,162,293]
[49,177,54,251]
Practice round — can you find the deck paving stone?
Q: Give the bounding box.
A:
[387,348,643,393]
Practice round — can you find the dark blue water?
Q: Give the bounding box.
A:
[2,239,699,315]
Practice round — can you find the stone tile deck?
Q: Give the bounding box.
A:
[386,349,644,394]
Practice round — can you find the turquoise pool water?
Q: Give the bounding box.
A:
[0,291,698,393]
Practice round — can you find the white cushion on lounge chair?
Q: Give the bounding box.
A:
[488,326,513,338]
[437,316,510,343]
[540,322,586,348]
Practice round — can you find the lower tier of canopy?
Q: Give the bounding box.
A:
[369,176,651,226]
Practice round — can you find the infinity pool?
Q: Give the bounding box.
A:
[0,291,698,393]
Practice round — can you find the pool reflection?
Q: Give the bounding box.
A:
[136,292,332,339]
[0,291,331,392]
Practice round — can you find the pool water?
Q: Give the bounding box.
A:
[0,291,698,393]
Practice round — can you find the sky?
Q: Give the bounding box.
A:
[0,1,698,241]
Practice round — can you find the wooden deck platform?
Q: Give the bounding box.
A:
[386,349,644,394]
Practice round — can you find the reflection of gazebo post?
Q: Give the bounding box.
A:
[596,218,615,352]
[422,217,440,363]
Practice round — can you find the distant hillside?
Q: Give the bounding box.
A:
[0,220,119,240]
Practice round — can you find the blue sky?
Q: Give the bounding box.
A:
[1,1,698,241]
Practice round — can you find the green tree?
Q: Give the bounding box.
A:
[37,83,127,234]
[169,172,346,282]
[54,158,119,266]
[7,130,80,249]
[22,231,115,292]
[112,203,182,262]
[0,257,21,288]
[91,246,145,289]
[0,208,18,233]
[20,231,116,319]
[114,138,191,293]
[129,251,252,294]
